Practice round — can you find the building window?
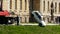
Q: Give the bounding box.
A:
[43,17,45,22]
[25,0,27,10]
[20,17,22,22]
[25,17,27,22]
[55,2,57,13]
[20,0,22,10]
[15,0,17,10]
[10,0,12,9]
[0,0,2,11]
[43,1,45,12]
[59,3,60,13]
[48,1,49,11]
[47,18,49,22]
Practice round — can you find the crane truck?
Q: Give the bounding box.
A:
[0,1,19,25]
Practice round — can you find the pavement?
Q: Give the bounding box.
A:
[20,23,60,26]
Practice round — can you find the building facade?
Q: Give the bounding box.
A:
[2,0,29,23]
[40,0,60,23]
[1,0,60,23]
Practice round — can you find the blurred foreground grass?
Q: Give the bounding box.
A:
[0,25,60,34]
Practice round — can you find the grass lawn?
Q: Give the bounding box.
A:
[0,25,60,34]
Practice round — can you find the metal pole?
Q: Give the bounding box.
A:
[16,15,19,25]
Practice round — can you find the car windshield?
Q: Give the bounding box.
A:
[34,12,42,20]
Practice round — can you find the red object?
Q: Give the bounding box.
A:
[0,10,10,16]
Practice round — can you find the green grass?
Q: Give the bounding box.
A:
[0,25,60,34]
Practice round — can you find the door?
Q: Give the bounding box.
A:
[29,0,40,11]
[56,17,60,23]
[29,0,40,22]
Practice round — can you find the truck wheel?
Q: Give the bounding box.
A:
[8,19,13,24]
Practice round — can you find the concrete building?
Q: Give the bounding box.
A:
[40,0,60,23]
[1,0,60,23]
